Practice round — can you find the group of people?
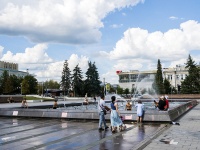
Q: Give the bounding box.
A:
[154,95,169,111]
[98,95,145,132]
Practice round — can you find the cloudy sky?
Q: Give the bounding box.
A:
[0,0,200,84]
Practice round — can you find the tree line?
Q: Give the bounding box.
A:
[60,60,102,97]
[0,60,103,97]
[1,54,199,96]
[153,54,200,94]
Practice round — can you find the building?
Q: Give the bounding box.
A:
[0,61,29,77]
[117,65,189,92]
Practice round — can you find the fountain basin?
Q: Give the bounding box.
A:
[0,100,197,122]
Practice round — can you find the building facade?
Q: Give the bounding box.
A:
[117,65,189,91]
[0,61,29,77]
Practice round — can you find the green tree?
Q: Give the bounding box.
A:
[71,64,84,96]
[44,80,60,89]
[60,60,71,96]
[163,78,171,94]
[22,75,38,94]
[124,88,130,96]
[0,71,13,94]
[21,78,29,95]
[117,86,123,95]
[85,61,101,96]
[153,59,164,94]
[181,55,200,93]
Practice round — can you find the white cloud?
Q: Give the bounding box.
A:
[0,43,90,82]
[110,24,123,28]
[122,12,126,16]
[169,16,178,20]
[0,0,143,44]
[68,54,89,76]
[1,44,53,64]
[100,20,200,83]
[0,45,4,58]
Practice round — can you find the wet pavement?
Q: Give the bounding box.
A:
[0,117,164,150]
[143,101,200,150]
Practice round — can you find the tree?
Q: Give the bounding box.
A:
[0,71,13,94]
[124,88,130,96]
[44,80,60,89]
[60,60,71,96]
[153,59,164,94]
[163,78,171,94]
[117,86,123,95]
[181,55,200,94]
[84,61,101,96]
[71,64,84,96]
[22,75,38,94]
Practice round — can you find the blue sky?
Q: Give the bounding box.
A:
[0,0,200,84]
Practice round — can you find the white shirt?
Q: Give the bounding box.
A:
[98,99,105,111]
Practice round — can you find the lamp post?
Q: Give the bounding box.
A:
[103,78,106,96]
[174,68,177,93]
[20,83,22,95]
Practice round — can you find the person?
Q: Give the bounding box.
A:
[110,96,123,132]
[153,100,159,109]
[158,96,166,110]
[83,93,89,105]
[125,101,132,111]
[21,98,28,108]
[135,100,144,123]
[53,100,58,109]
[98,94,110,131]
[94,96,96,102]
[7,97,14,103]
[164,96,169,111]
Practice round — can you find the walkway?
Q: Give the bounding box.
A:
[142,101,200,150]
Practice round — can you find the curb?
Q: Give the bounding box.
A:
[132,124,172,150]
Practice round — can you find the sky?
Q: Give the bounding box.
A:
[0,0,200,84]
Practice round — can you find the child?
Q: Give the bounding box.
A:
[135,100,144,123]
[125,101,132,111]
[53,100,58,109]
[21,98,28,108]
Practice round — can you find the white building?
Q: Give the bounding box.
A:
[0,61,29,77]
[116,65,189,91]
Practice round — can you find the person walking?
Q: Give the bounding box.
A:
[135,100,144,123]
[98,95,110,131]
[110,96,123,132]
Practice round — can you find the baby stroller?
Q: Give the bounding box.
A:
[119,115,126,131]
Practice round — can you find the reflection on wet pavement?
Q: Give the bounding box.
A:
[0,117,163,150]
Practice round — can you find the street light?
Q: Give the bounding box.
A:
[103,78,106,96]
[20,83,22,95]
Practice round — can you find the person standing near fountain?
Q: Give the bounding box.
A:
[135,100,144,123]
[110,96,123,132]
[98,95,110,131]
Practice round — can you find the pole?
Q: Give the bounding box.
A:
[103,78,105,97]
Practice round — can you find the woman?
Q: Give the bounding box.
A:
[110,96,123,132]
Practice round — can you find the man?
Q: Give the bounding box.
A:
[98,95,110,131]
